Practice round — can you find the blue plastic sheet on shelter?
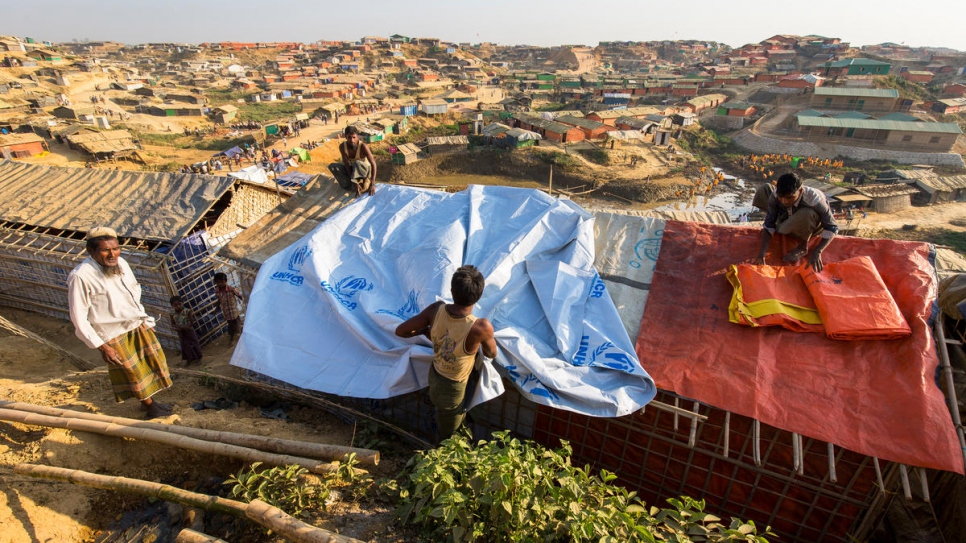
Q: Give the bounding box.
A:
[231,185,656,417]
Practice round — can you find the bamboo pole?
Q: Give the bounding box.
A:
[0,401,379,466]
[899,464,912,500]
[0,315,97,371]
[827,443,837,483]
[13,464,361,543]
[168,368,433,450]
[0,409,338,474]
[548,164,553,197]
[687,401,700,448]
[175,529,228,543]
[933,317,966,471]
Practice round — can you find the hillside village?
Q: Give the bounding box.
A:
[2,33,966,199]
[2,31,966,543]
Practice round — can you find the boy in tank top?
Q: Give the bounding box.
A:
[395,265,497,441]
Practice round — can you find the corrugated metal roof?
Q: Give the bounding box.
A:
[854,183,919,198]
[914,174,966,192]
[512,113,577,134]
[796,115,962,134]
[878,112,921,121]
[824,58,891,68]
[396,143,421,155]
[813,87,899,98]
[66,130,139,154]
[218,175,354,268]
[0,161,235,243]
[834,193,873,202]
[834,111,873,119]
[722,102,754,110]
[686,93,728,107]
[556,115,606,130]
[0,133,45,145]
[426,135,469,145]
[882,169,938,181]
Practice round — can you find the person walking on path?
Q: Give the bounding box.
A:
[170,295,202,366]
[68,227,173,419]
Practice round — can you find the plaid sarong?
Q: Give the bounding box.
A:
[105,325,172,402]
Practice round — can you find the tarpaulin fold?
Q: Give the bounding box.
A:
[800,255,912,341]
[231,185,655,417]
[727,263,823,332]
[637,221,963,474]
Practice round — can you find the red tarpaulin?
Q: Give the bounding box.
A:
[637,221,963,474]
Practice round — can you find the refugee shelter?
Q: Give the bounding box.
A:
[879,169,966,205]
[0,132,48,158]
[852,183,919,213]
[391,143,421,165]
[65,129,141,162]
[425,135,469,155]
[209,183,964,543]
[0,161,280,349]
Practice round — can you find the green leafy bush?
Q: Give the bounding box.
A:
[390,431,773,542]
[534,150,581,172]
[225,454,372,517]
[579,148,610,165]
[226,462,328,517]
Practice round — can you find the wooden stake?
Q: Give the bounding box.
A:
[0,409,339,474]
[13,464,361,543]
[722,412,730,458]
[0,401,378,466]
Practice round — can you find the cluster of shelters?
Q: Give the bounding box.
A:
[0,161,305,349]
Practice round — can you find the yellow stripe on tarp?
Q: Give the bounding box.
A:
[726,265,822,326]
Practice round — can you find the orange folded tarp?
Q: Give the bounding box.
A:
[727,263,824,333]
[800,256,912,341]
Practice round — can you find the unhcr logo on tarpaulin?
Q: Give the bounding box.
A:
[321,275,373,311]
[270,245,313,286]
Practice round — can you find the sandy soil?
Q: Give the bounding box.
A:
[853,201,966,235]
[0,307,401,543]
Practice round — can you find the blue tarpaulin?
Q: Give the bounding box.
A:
[276,171,313,189]
[231,185,656,417]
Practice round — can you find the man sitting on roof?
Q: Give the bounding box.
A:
[339,125,377,198]
[753,172,838,273]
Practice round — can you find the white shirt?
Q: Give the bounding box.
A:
[67,256,155,349]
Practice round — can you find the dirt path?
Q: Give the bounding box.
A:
[0,307,396,543]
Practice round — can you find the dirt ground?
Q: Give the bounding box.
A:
[0,307,404,543]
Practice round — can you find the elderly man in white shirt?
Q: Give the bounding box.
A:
[68,226,173,419]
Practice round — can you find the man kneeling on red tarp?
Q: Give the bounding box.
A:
[754,172,838,272]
